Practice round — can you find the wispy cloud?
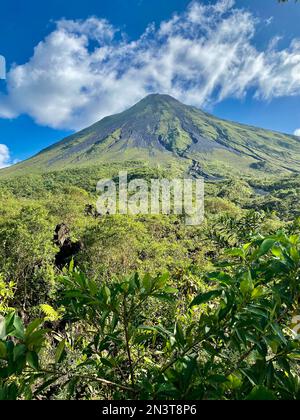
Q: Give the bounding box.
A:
[0,144,12,168]
[294,129,300,137]
[0,0,300,130]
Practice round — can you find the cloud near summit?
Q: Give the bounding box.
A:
[1,0,300,130]
[0,144,11,168]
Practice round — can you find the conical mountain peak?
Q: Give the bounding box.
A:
[2,94,300,178]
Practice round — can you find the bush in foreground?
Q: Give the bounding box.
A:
[1,232,300,400]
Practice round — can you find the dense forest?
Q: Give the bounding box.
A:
[1,163,300,400]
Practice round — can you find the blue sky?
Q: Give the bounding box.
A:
[0,0,300,165]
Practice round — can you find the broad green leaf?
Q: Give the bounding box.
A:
[271,245,282,258]
[271,323,287,345]
[25,319,44,338]
[190,289,222,307]
[55,340,66,364]
[100,357,114,368]
[289,234,299,245]
[25,329,48,351]
[207,271,232,285]
[226,374,242,390]
[13,344,26,361]
[246,385,276,400]
[0,341,7,359]
[142,274,152,293]
[13,315,25,340]
[26,351,39,370]
[251,286,265,299]
[288,352,300,360]
[155,273,169,289]
[289,246,299,263]
[4,312,15,335]
[257,239,276,257]
[225,248,245,259]
[240,271,254,296]
[102,286,111,304]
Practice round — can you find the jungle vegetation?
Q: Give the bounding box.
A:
[1,87,300,400]
[1,166,300,400]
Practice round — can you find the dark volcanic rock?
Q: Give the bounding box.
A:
[54,224,83,269]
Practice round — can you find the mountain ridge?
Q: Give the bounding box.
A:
[2,93,300,178]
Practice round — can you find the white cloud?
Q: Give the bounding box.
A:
[0,144,11,168]
[294,129,300,137]
[0,0,300,130]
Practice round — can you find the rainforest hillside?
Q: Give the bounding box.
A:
[1,96,300,400]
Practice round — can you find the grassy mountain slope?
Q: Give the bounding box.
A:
[2,94,300,178]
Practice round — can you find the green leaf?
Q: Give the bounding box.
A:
[111,313,119,331]
[164,286,178,294]
[0,317,6,340]
[240,271,254,296]
[288,352,300,360]
[25,319,44,338]
[4,312,15,335]
[246,385,276,400]
[190,289,222,307]
[155,273,169,290]
[271,323,287,345]
[207,271,232,285]
[102,286,111,304]
[26,351,39,370]
[13,344,26,361]
[133,333,152,345]
[55,340,66,364]
[25,329,48,351]
[33,376,60,397]
[226,374,242,390]
[251,286,265,300]
[0,341,7,359]
[40,304,60,321]
[271,245,282,258]
[225,248,245,259]
[245,306,269,319]
[139,324,172,337]
[174,322,185,347]
[152,292,175,302]
[13,315,25,340]
[142,274,152,293]
[67,377,79,397]
[69,258,74,273]
[257,239,276,257]
[207,374,229,384]
[289,246,299,263]
[289,234,299,245]
[100,357,114,368]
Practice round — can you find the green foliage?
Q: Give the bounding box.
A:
[0,276,15,314]
[1,231,300,400]
[0,151,300,400]
[39,304,63,322]
[0,202,57,308]
[0,313,47,400]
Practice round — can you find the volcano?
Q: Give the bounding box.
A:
[2,94,300,178]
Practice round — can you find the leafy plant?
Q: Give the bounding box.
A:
[1,231,300,400]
